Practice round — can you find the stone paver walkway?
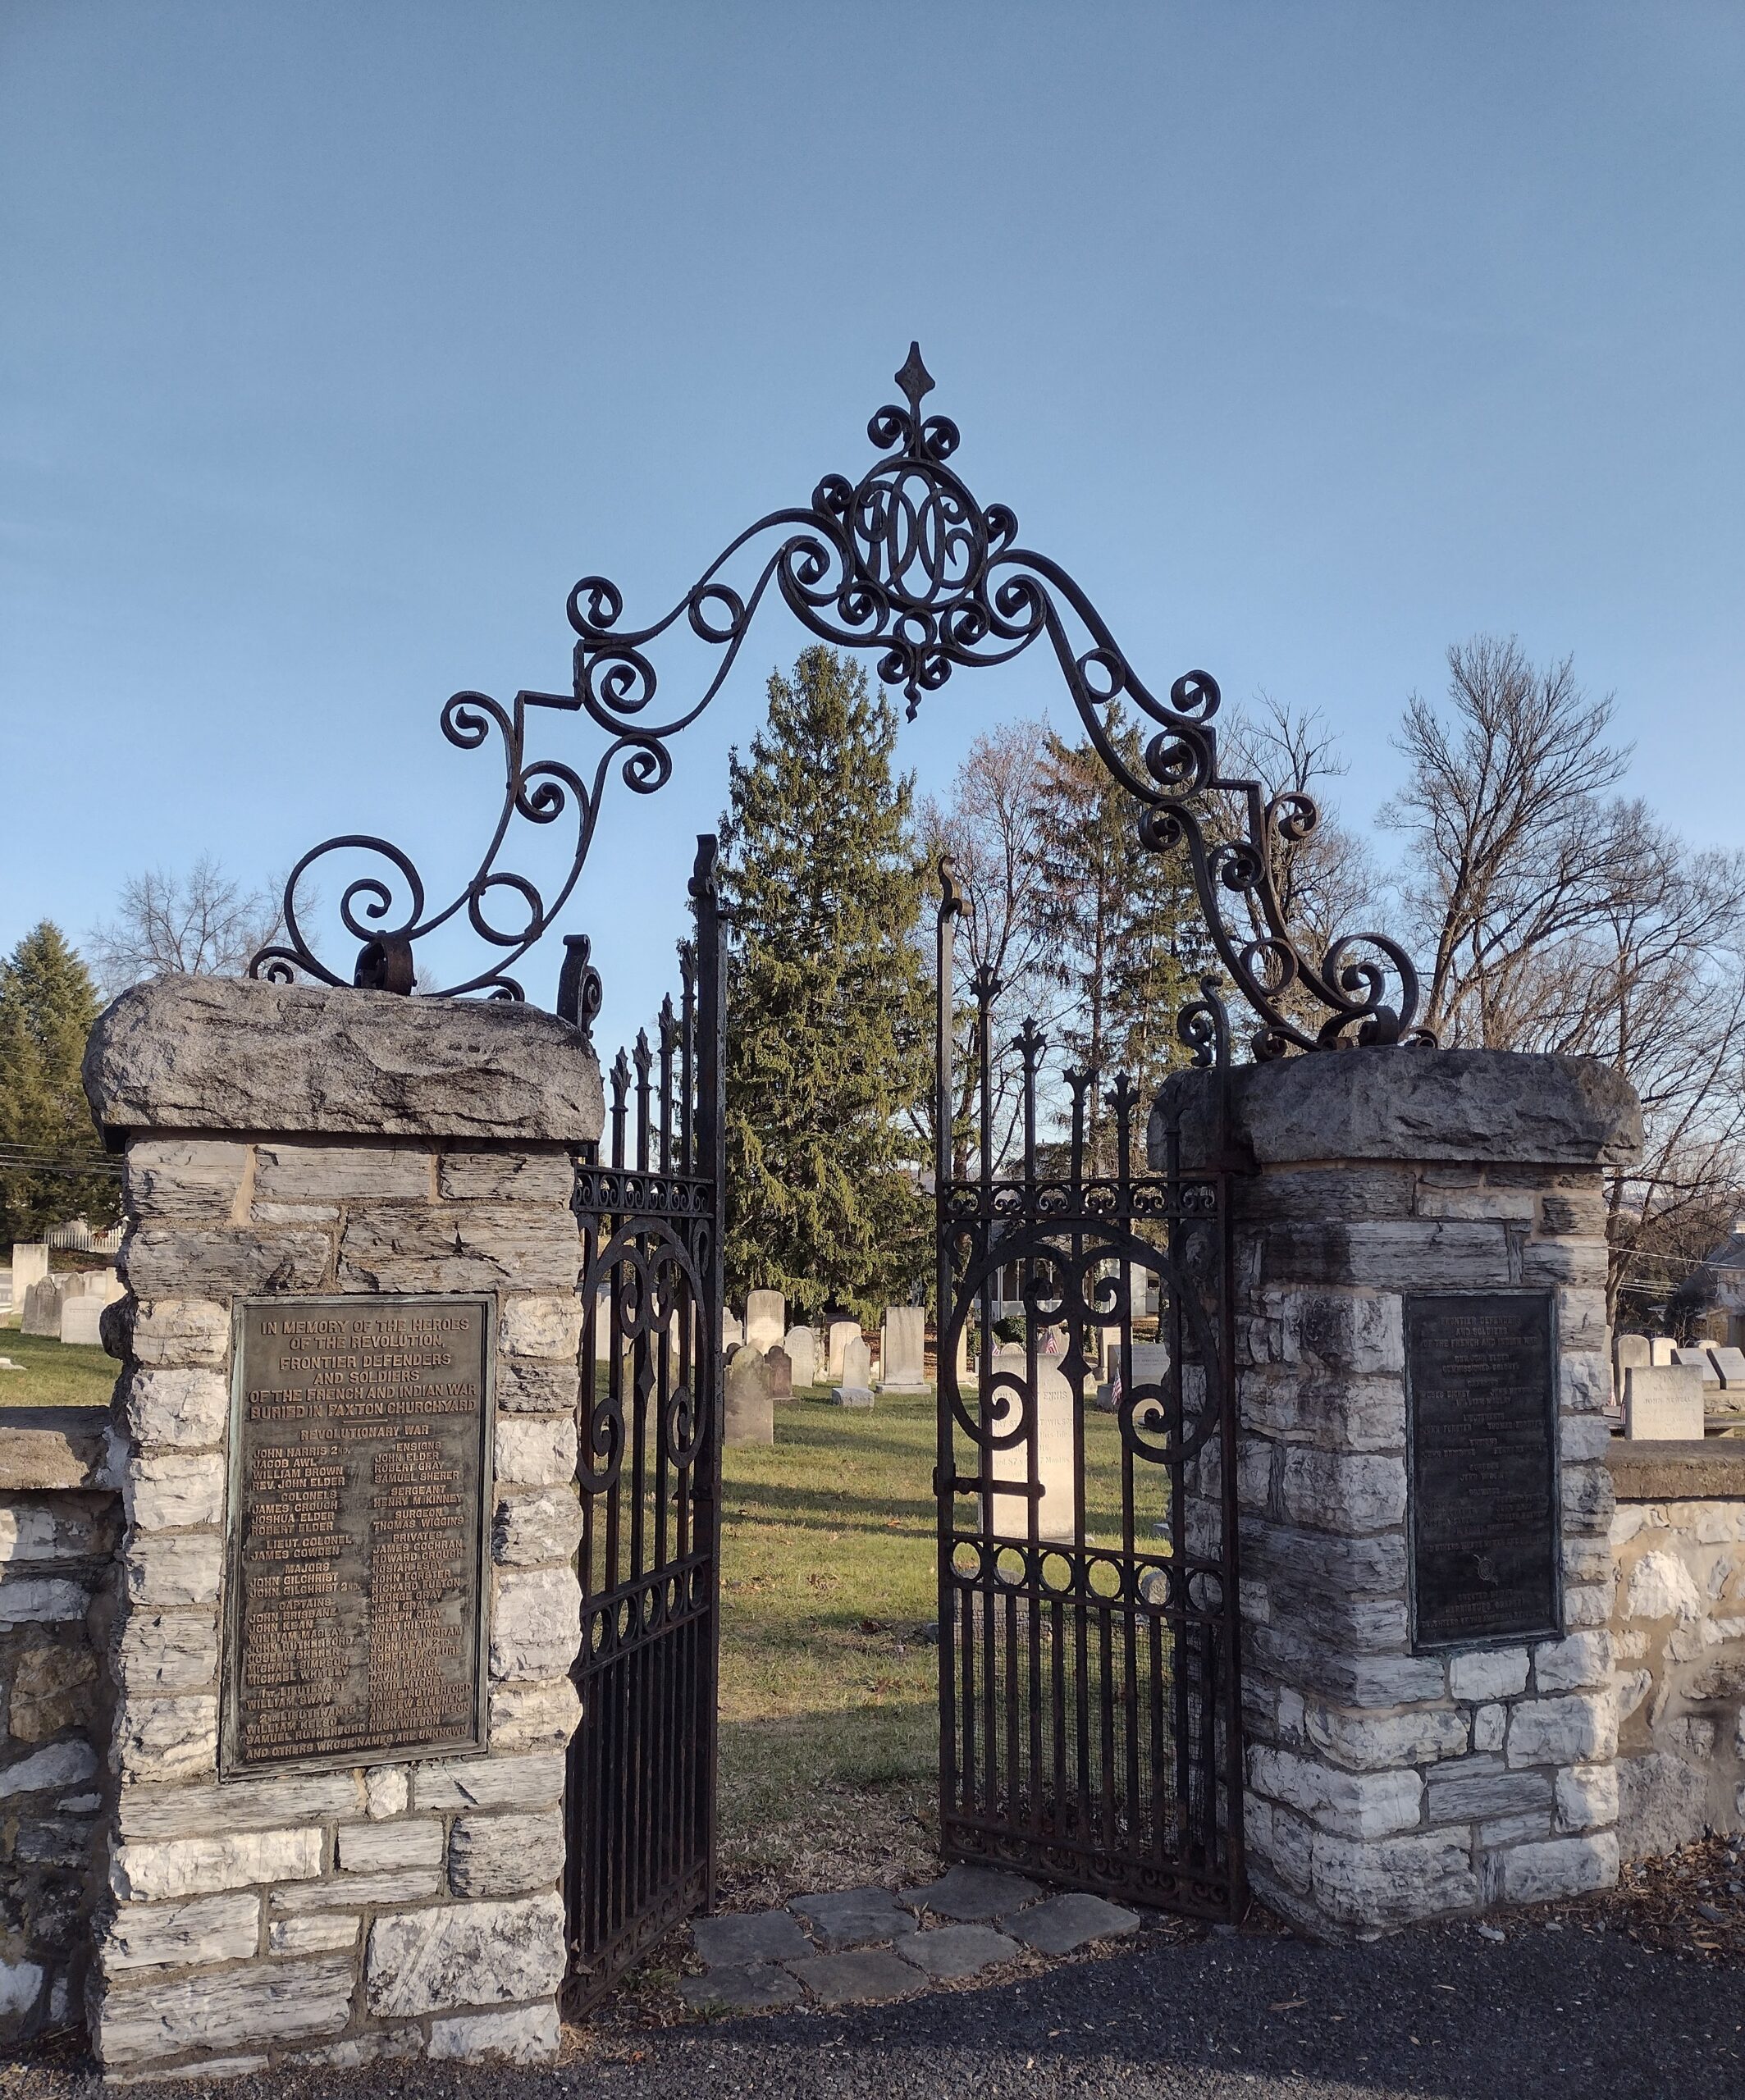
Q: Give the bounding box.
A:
[680,1865,1140,2012]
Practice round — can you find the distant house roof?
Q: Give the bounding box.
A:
[1706,1225,1745,1271]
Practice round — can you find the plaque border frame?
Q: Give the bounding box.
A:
[1403,1287,1564,1657]
[219,1290,497,1780]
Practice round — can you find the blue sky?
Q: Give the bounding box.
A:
[2,3,1741,1043]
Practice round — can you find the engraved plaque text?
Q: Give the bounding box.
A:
[223,1294,492,1774]
[1407,1291,1560,1651]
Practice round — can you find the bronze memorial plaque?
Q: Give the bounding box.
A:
[1407,1291,1560,1651]
[222,1294,493,1774]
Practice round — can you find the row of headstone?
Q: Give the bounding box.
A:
[1620,1335,1738,1436]
[719,1294,934,1404]
[19,1269,124,1342]
[1615,1332,1745,1440]
[1615,1331,1745,1387]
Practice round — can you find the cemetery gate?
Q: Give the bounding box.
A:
[933,879,1245,1918]
[566,842,726,2007]
[252,343,1433,1973]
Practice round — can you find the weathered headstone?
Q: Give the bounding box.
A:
[1614,1332,1651,1389]
[765,1344,793,1399]
[988,1344,1076,1541]
[20,1278,63,1337]
[832,1335,874,1407]
[826,1317,860,1381]
[1708,1344,1745,1391]
[58,1297,104,1347]
[1649,1336,1678,1366]
[1674,1344,1721,1390]
[723,1308,745,1350]
[8,1243,48,1305]
[1624,1363,1706,1440]
[783,1324,817,1389]
[746,1289,786,1354]
[724,1343,774,1444]
[879,1305,928,1392]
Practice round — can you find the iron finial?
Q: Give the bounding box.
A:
[896,342,934,421]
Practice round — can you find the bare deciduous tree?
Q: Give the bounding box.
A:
[88,858,286,997]
[919,719,1061,1172]
[1381,637,1745,1317]
[1382,637,1636,1047]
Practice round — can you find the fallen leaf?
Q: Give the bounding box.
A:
[1268,1999,1307,2012]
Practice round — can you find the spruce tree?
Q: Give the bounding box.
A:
[0,924,116,1241]
[1030,706,1198,1166]
[718,646,930,1322]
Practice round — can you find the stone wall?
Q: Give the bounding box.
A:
[0,1411,115,2040]
[1158,1047,1641,1940]
[80,975,599,2078]
[1607,1440,1745,1859]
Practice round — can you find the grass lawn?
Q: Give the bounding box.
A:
[0,1321,116,1408]
[715,1383,1130,1906]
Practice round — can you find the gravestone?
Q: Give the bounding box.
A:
[1650,1336,1678,1366]
[1624,1363,1706,1440]
[988,1344,1075,1541]
[20,1279,62,1337]
[746,1290,785,1354]
[1708,1344,1745,1391]
[723,1308,744,1350]
[832,1335,874,1407]
[724,1343,774,1445]
[1674,1344,1721,1390]
[8,1243,48,1305]
[765,1344,793,1399]
[1614,1332,1651,1389]
[879,1305,928,1392]
[783,1324,816,1389]
[826,1318,860,1381]
[58,1297,104,1347]
[1098,1337,1168,1415]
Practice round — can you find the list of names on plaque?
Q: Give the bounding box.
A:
[225,1294,491,1773]
[1407,1292,1560,1650]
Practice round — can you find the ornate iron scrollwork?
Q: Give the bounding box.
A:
[251,346,1431,1055]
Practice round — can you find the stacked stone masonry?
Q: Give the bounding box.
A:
[1158,1048,1641,1941]
[0,1412,116,2039]
[1606,1441,1745,1860]
[80,976,598,2077]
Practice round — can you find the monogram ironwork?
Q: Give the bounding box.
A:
[249,346,1430,1057]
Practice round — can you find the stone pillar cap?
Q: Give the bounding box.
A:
[1153,1046,1641,1169]
[84,974,604,1146]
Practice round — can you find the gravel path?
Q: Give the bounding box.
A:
[11,1918,1743,2100]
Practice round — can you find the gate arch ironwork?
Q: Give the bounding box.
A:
[251,346,1431,1984]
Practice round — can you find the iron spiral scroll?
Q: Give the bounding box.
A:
[250,345,1432,1056]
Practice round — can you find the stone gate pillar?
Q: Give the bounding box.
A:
[80,975,600,2076]
[1157,1047,1640,1939]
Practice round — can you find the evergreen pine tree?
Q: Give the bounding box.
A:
[718,646,930,1322]
[1030,706,1197,1166]
[0,924,116,1240]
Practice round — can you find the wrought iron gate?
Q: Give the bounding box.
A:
[565,838,725,2007]
[249,344,1430,1961]
[932,879,1245,1919]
